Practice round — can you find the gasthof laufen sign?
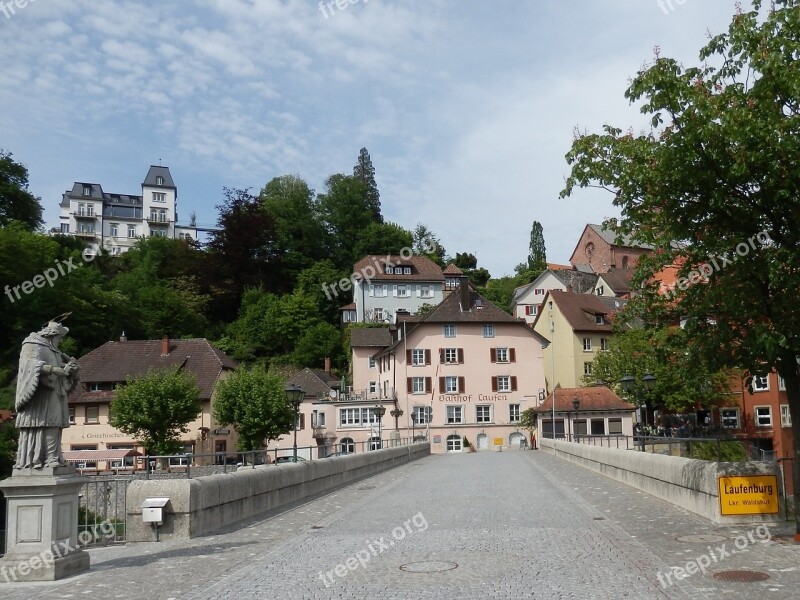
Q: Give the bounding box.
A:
[718,475,779,516]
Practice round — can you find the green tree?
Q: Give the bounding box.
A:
[561,0,800,530]
[452,252,491,287]
[587,328,733,413]
[295,260,349,324]
[412,223,445,266]
[478,276,519,314]
[318,174,380,269]
[292,322,344,369]
[213,366,294,451]
[520,408,537,436]
[0,150,43,231]
[353,147,382,223]
[259,175,328,288]
[353,221,413,258]
[109,369,201,455]
[527,221,547,274]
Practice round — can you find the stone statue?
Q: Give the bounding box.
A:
[14,321,79,470]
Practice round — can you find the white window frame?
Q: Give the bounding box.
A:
[413,406,431,424]
[340,408,361,426]
[412,349,425,366]
[509,404,520,423]
[444,324,456,338]
[444,376,459,393]
[754,405,772,427]
[412,377,426,394]
[312,411,326,428]
[68,406,76,424]
[778,376,786,391]
[584,362,593,376]
[404,267,411,275]
[369,356,376,369]
[583,338,592,352]
[495,347,509,363]
[362,408,379,425]
[444,348,459,364]
[497,376,511,392]
[600,338,610,351]
[476,404,492,423]
[369,381,378,396]
[127,225,136,238]
[156,175,164,185]
[595,315,605,324]
[110,224,119,237]
[374,285,388,297]
[446,405,464,424]
[373,308,385,321]
[152,192,166,203]
[720,408,740,429]
[82,185,92,196]
[446,434,462,451]
[780,404,791,427]
[420,284,433,298]
[482,324,495,338]
[752,375,769,392]
[397,284,410,298]
[85,405,100,424]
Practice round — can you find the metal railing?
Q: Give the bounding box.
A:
[136,436,423,479]
[319,388,396,402]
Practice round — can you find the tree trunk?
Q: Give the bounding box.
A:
[778,352,800,535]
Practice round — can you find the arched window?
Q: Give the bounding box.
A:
[621,255,629,269]
[339,437,355,453]
[446,434,462,452]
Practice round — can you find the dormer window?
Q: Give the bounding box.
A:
[82,185,92,196]
[595,315,605,325]
[404,267,411,275]
[156,175,164,186]
[386,266,393,274]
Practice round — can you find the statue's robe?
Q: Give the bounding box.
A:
[14,334,77,469]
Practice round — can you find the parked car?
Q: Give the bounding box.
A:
[325,451,353,458]
[275,455,306,464]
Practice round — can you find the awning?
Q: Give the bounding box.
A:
[63,449,141,462]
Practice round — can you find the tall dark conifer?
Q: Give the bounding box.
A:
[353,147,382,223]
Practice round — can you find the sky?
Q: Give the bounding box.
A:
[0,0,741,277]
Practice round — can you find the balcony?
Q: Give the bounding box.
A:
[323,388,396,402]
[73,231,97,239]
[146,216,171,224]
[72,212,97,220]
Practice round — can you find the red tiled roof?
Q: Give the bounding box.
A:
[287,368,340,399]
[443,263,463,275]
[339,302,356,310]
[535,386,635,413]
[598,269,634,294]
[350,328,393,347]
[63,449,140,462]
[70,338,236,402]
[0,409,13,423]
[352,255,444,281]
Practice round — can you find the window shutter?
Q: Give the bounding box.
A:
[406,349,412,363]
[425,377,432,393]
[457,348,464,363]
[439,377,445,392]
[407,378,413,393]
[425,349,431,365]
[393,285,398,297]
[511,376,518,392]
[491,376,498,392]
[490,348,497,363]
[369,284,374,297]
[510,348,516,363]
[458,376,465,393]
[300,414,305,430]
[416,285,421,298]
[439,348,445,363]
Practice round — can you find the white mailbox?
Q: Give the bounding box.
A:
[141,497,170,524]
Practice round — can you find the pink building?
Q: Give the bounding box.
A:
[346,279,550,453]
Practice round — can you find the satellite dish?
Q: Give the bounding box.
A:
[329,390,337,399]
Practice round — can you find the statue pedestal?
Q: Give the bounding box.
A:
[0,466,90,582]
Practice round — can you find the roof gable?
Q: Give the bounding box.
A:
[535,386,635,413]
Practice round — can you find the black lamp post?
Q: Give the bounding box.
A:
[619,373,656,450]
[572,398,581,442]
[374,403,386,449]
[285,384,306,461]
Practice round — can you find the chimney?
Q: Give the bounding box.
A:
[161,335,170,356]
[324,356,331,375]
[459,276,471,312]
[120,331,127,342]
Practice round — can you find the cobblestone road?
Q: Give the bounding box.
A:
[2,450,799,599]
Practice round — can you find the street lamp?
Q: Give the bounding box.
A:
[572,398,581,442]
[390,407,404,433]
[619,373,656,450]
[374,404,386,449]
[285,384,306,461]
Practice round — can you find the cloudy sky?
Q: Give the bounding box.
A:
[1,0,739,276]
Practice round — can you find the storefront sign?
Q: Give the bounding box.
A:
[718,475,779,515]
[433,435,442,444]
[438,394,510,403]
[493,437,503,446]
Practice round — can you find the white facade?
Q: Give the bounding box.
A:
[58,166,198,255]
[512,271,568,325]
